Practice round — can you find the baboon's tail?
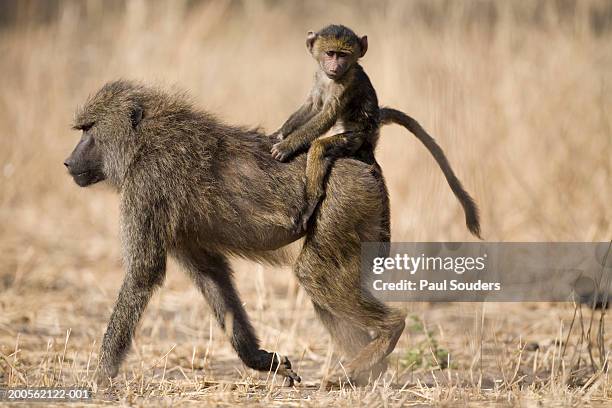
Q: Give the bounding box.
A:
[379,107,482,239]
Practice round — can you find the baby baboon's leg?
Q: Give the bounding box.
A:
[178,250,300,384]
[299,132,363,231]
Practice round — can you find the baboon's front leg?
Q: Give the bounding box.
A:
[97,275,164,384]
[271,104,338,162]
[180,251,300,385]
[275,101,315,140]
[97,213,167,385]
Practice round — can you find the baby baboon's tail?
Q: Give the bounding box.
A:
[379,107,482,239]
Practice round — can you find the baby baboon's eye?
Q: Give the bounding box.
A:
[325,51,335,57]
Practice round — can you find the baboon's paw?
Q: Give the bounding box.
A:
[95,375,108,387]
[320,373,354,390]
[271,142,292,162]
[273,354,301,386]
[290,202,318,234]
[321,364,386,389]
[269,131,285,141]
[289,218,304,235]
[300,204,317,231]
[95,370,114,388]
[289,210,306,235]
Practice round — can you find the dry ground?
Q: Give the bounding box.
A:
[0,1,611,406]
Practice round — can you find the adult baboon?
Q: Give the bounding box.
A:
[65,80,404,387]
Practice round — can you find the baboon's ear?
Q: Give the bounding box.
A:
[359,35,368,57]
[131,105,144,129]
[306,31,317,53]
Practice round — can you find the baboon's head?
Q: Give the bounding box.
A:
[307,24,367,80]
[65,80,146,188]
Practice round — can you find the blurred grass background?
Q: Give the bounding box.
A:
[0,0,610,245]
[0,0,611,404]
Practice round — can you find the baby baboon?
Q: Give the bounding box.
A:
[272,24,481,238]
[65,80,405,387]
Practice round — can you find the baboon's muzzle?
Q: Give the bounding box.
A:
[64,133,106,187]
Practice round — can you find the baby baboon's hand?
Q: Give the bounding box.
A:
[271,141,292,162]
[275,131,286,141]
[269,130,285,141]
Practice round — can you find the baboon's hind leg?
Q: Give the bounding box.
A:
[178,249,301,385]
[312,301,402,387]
[312,302,372,356]
[341,304,405,386]
[295,161,405,387]
[295,242,405,387]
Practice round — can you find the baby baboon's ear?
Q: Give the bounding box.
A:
[359,35,368,57]
[131,105,144,129]
[306,31,318,53]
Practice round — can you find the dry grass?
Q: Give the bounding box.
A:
[0,0,611,405]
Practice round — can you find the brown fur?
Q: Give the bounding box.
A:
[270,24,481,238]
[65,80,405,387]
[271,25,377,231]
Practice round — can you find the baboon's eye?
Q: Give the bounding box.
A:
[325,51,335,57]
[337,52,348,58]
[80,122,95,132]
